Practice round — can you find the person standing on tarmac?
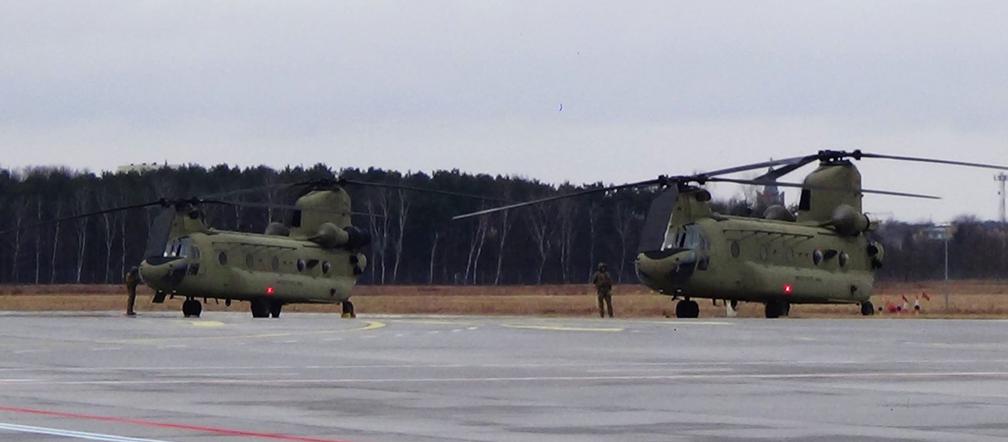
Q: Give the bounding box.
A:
[592,262,614,318]
[124,266,140,316]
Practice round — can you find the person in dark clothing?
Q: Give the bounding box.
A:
[591,262,614,318]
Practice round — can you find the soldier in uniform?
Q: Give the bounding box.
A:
[124,266,140,316]
[592,262,614,318]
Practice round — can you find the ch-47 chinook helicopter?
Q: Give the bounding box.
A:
[4,177,496,319]
[455,150,1008,318]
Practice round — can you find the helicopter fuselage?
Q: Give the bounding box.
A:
[636,215,874,305]
[139,229,365,305]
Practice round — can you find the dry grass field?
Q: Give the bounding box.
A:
[1,280,1007,318]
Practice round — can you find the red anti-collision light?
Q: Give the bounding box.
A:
[266,287,275,295]
[784,284,793,295]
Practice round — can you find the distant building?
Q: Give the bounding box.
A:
[116,162,179,174]
[756,166,785,208]
[917,224,954,241]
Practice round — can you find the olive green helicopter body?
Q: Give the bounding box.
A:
[455,150,1008,318]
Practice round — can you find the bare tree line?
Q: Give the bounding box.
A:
[0,165,1005,285]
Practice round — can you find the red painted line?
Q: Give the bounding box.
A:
[0,405,352,442]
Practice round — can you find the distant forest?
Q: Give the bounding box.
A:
[0,164,1006,285]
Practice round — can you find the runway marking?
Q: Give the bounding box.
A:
[102,320,386,344]
[14,370,1008,386]
[393,319,474,326]
[0,405,352,442]
[189,320,225,328]
[0,421,169,442]
[501,324,623,332]
[644,320,735,326]
[4,359,1007,374]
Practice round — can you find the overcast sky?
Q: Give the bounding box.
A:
[2,1,1007,222]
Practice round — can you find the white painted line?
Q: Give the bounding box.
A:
[0,421,170,442]
[14,370,1008,386]
[0,359,1005,372]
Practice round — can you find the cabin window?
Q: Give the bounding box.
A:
[218,251,228,265]
[730,241,740,258]
[322,261,331,274]
[296,259,306,272]
[245,254,254,269]
[839,251,849,267]
[271,256,280,272]
[191,247,201,260]
[799,189,811,211]
[812,249,823,266]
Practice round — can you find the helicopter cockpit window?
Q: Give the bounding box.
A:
[163,237,194,258]
[676,224,708,250]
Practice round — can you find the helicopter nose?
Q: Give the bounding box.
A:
[635,249,699,286]
[139,257,187,290]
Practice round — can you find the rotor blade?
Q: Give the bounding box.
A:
[452,178,664,220]
[0,200,164,235]
[752,155,821,181]
[340,179,509,202]
[706,177,941,199]
[697,155,817,178]
[215,200,382,218]
[200,182,294,200]
[856,152,1008,170]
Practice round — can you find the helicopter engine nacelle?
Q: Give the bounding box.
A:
[310,222,350,248]
[831,204,871,236]
[763,205,796,222]
[264,222,290,236]
[344,225,371,249]
[308,223,372,249]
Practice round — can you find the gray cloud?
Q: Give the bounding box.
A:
[1,1,1007,221]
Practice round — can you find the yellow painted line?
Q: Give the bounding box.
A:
[394,319,475,326]
[104,320,386,344]
[501,324,623,332]
[189,321,225,328]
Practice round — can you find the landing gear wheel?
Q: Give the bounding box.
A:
[765,300,787,318]
[182,299,202,318]
[675,300,700,318]
[269,301,283,318]
[250,299,270,318]
[341,300,356,319]
[860,301,875,316]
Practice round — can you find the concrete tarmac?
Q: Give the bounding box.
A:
[1,312,1007,441]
